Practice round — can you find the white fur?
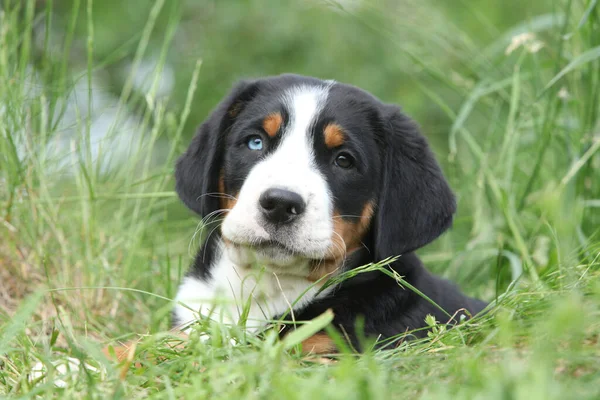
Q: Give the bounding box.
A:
[175,84,338,332]
[173,240,332,332]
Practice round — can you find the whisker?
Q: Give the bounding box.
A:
[187,208,230,259]
[201,223,226,263]
[359,241,371,254]
[188,218,211,258]
[333,231,346,254]
[201,208,232,227]
[196,192,239,201]
[331,230,348,257]
[331,214,363,220]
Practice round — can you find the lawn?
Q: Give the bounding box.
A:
[1,0,599,398]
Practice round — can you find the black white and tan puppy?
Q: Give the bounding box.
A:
[173,74,487,353]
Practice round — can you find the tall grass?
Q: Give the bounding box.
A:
[0,0,599,398]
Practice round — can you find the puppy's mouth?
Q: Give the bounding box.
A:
[227,238,301,257]
[224,235,330,262]
[252,239,298,255]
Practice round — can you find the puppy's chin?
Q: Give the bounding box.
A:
[222,239,312,273]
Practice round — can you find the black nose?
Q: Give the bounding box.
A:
[259,188,306,224]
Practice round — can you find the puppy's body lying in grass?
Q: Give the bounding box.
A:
[104,74,486,361]
[168,74,486,353]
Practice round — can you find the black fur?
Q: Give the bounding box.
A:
[175,80,260,216]
[174,74,487,347]
[289,251,487,349]
[374,105,457,259]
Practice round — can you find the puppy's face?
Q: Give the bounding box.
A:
[220,83,380,270]
[176,74,456,277]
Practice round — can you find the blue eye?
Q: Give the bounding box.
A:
[247,135,263,151]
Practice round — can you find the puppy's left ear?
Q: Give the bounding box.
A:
[374,105,456,260]
[175,80,260,217]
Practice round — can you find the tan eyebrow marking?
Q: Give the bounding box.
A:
[324,123,345,148]
[262,112,283,138]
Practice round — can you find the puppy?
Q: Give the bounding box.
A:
[173,74,487,353]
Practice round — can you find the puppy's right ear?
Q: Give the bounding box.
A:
[175,80,260,216]
[373,105,456,260]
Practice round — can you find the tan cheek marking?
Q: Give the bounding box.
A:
[308,201,375,282]
[218,172,238,211]
[324,123,345,149]
[262,112,283,138]
[331,201,375,257]
[301,333,337,354]
[307,258,340,282]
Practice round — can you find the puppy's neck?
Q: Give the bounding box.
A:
[173,237,335,332]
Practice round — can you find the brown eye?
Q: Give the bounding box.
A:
[335,153,354,169]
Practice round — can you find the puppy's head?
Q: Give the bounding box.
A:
[176,74,455,276]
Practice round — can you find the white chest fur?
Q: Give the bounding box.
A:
[173,244,330,332]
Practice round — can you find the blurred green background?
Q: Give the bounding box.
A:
[49,0,550,145]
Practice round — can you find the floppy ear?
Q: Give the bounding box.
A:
[374,105,456,260]
[175,80,260,216]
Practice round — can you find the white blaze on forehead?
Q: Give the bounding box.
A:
[255,84,330,177]
[279,84,330,164]
[259,83,331,197]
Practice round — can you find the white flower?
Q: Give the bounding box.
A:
[505,32,544,55]
[558,87,570,100]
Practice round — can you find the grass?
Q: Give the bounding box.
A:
[1,0,599,398]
